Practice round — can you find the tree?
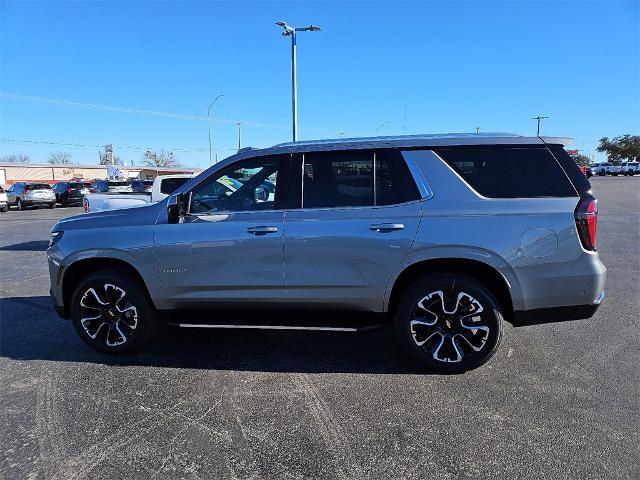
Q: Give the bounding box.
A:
[98,145,123,165]
[1,153,30,163]
[142,149,179,168]
[597,135,640,165]
[48,152,73,164]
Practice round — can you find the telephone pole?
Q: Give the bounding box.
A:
[532,115,549,136]
[236,121,242,151]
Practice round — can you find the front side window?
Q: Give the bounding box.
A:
[300,150,420,209]
[190,157,282,214]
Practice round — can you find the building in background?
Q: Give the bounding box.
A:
[0,163,201,186]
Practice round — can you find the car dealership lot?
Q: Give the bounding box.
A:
[1,177,638,479]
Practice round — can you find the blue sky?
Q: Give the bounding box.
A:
[1,0,638,168]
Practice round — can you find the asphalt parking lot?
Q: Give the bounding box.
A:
[1,176,638,480]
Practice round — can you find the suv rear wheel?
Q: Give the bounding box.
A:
[394,273,503,373]
[70,269,158,353]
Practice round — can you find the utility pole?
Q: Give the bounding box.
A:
[532,115,549,136]
[236,121,242,151]
[208,95,223,164]
[475,127,481,134]
[337,132,345,138]
[276,21,321,142]
[403,85,408,134]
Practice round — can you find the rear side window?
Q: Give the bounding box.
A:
[300,149,419,209]
[435,147,577,198]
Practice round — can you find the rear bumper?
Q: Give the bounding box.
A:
[24,199,56,206]
[512,296,603,326]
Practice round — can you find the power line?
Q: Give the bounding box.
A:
[0,137,240,153]
[0,92,329,133]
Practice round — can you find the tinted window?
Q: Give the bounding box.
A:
[546,144,591,197]
[26,183,52,190]
[300,150,419,209]
[376,150,421,205]
[161,177,190,195]
[435,147,577,198]
[190,157,283,214]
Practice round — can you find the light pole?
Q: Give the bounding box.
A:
[475,127,481,134]
[208,94,223,164]
[376,121,391,136]
[275,21,321,142]
[236,121,242,151]
[532,115,548,136]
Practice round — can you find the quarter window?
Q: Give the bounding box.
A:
[435,147,577,198]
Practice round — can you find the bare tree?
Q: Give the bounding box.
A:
[48,152,73,164]
[1,153,31,163]
[142,149,179,168]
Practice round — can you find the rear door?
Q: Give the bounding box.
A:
[283,149,422,311]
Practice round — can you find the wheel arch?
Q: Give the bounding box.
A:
[386,257,516,323]
[61,257,154,318]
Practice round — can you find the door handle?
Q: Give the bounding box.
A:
[370,223,405,233]
[247,226,278,235]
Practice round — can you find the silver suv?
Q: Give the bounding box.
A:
[47,134,606,372]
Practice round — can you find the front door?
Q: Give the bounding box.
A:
[283,149,422,312]
[154,155,289,308]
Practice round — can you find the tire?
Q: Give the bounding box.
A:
[394,273,504,373]
[17,198,25,210]
[48,203,56,209]
[0,206,6,213]
[70,269,158,353]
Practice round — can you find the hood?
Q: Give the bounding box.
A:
[51,202,162,232]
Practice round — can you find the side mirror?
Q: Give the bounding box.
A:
[167,192,191,224]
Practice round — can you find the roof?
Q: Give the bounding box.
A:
[274,132,572,149]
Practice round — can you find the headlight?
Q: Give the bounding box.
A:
[49,231,64,248]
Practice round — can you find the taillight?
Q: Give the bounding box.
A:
[68,187,75,192]
[575,196,598,251]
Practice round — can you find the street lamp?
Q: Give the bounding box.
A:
[376,121,391,136]
[208,94,223,164]
[275,20,321,142]
[532,115,549,136]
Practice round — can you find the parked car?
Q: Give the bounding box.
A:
[48,133,606,373]
[0,186,8,212]
[621,162,640,176]
[593,163,622,176]
[584,166,593,178]
[83,174,194,213]
[6,182,56,210]
[53,181,92,206]
[131,179,154,193]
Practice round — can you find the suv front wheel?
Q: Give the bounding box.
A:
[70,269,158,353]
[394,273,503,373]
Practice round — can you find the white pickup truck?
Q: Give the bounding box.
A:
[621,162,640,176]
[83,175,194,213]
[593,163,622,176]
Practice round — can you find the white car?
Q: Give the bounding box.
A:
[621,162,640,176]
[0,186,8,212]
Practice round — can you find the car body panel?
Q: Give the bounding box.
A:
[283,201,422,311]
